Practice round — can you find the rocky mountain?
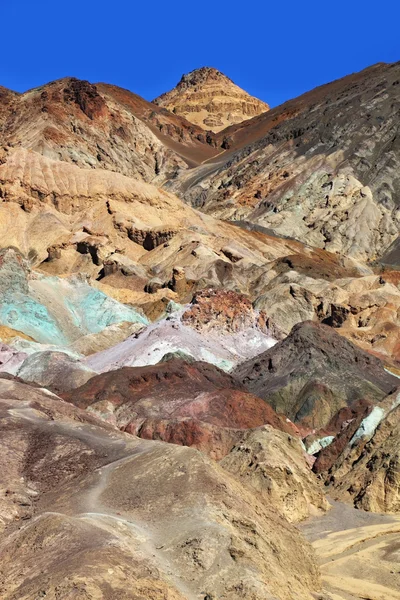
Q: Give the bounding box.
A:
[234,321,398,430]
[169,62,400,262]
[1,58,400,599]
[63,359,294,459]
[153,67,269,132]
[0,77,220,183]
[5,140,400,363]
[253,266,400,364]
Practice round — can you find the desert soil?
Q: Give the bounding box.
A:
[301,500,400,599]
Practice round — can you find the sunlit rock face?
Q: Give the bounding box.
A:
[221,425,329,522]
[171,62,400,262]
[153,67,269,132]
[0,77,217,182]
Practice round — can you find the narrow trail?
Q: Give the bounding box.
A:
[76,448,201,600]
[9,402,201,599]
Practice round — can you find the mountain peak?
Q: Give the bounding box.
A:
[153,66,269,132]
[177,66,233,86]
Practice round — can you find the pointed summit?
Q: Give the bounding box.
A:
[153,66,269,132]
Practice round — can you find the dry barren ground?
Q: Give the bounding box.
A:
[301,501,400,600]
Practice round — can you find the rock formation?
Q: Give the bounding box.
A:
[221,426,329,522]
[153,67,269,132]
[253,267,400,364]
[2,58,400,598]
[2,68,400,363]
[170,62,400,262]
[0,77,219,182]
[84,293,277,373]
[0,145,309,299]
[315,388,400,513]
[63,359,294,459]
[0,247,147,345]
[234,321,398,430]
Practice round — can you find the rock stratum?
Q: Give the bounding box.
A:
[153,67,269,132]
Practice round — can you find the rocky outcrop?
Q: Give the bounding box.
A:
[97,82,219,164]
[221,426,329,522]
[181,287,279,335]
[234,321,398,430]
[153,67,269,132]
[63,359,294,459]
[63,78,107,120]
[0,146,310,294]
[0,86,19,128]
[316,389,400,513]
[311,398,374,474]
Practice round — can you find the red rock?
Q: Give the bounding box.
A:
[63,359,294,457]
[182,287,281,337]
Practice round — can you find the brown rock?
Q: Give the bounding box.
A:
[0,377,320,599]
[153,67,269,133]
[235,321,398,430]
[182,287,276,335]
[221,426,330,522]
[63,359,295,458]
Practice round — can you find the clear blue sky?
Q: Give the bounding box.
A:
[1,0,399,108]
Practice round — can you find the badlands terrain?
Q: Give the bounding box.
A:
[0,62,400,599]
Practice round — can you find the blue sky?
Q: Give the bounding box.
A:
[1,0,399,107]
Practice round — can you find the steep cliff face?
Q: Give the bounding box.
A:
[153,67,269,132]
